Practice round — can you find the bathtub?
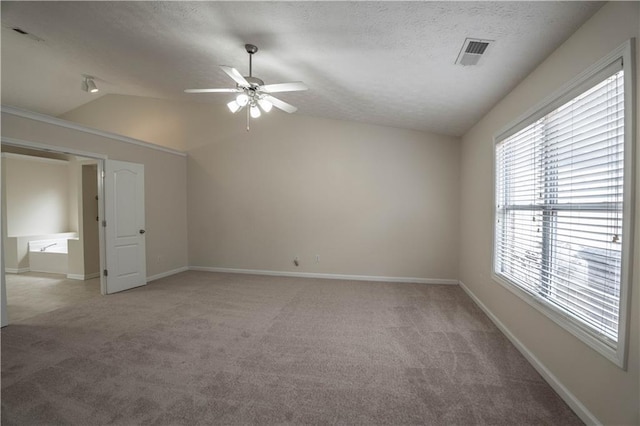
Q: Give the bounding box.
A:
[28,238,71,274]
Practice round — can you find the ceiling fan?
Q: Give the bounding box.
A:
[185,44,308,130]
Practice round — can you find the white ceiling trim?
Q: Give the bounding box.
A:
[1,105,186,157]
[1,151,68,165]
[2,136,109,161]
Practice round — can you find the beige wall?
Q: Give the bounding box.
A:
[61,96,203,152]
[66,161,100,279]
[0,156,7,326]
[459,2,639,425]
[63,95,461,280]
[67,238,84,278]
[67,157,79,233]
[1,113,189,279]
[82,164,100,276]
[189,113,460,278]
[3,154,71,236]
[66,157,82,277]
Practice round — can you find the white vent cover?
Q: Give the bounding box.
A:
[456,38,493,66]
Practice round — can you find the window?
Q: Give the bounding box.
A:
[493,42,634,368]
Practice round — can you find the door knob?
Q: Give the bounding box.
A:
[139,229,146,234]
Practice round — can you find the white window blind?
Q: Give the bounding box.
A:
[495,61,625,347]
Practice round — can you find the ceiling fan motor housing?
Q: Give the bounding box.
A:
[245,44,258,54]
[243,76,264,87]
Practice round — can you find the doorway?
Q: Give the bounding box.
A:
[1,138,148,326]
[1,145,102,322]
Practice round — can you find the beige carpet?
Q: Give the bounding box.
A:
[1,271,582,425]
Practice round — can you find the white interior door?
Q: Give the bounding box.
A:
[104,160,146,294]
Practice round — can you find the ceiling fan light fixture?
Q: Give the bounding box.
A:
[184,44,307,131]
[227,100,241,113]
[258,99,273,113]
[236,93,249,106]
[250,104,261,118]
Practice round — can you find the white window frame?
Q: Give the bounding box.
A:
[492,39,635,369]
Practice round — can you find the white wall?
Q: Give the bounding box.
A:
[459,2,639,425]
[62,96,461,281]
[3,154,71,236]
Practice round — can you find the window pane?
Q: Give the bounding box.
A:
[495,68,624,346]
[496,208,544,294]
[548,210,622,340]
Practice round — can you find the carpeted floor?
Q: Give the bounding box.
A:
[1,271,582,425]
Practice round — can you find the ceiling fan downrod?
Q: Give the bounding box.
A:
[245,44,258,77]
[244,44,259,131]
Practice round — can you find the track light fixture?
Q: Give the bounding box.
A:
[82,76,99,93]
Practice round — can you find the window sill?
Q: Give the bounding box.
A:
[491,271,626,369]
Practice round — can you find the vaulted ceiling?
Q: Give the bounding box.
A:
[1,2,603,136]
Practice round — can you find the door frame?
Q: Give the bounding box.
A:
[1,136,110,326]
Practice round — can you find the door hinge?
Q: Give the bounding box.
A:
[102,220,107,227]
[101,170,105,179]
[103,269,108,277]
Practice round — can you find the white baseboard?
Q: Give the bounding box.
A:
[5,267,30,274]
[67,274,84,280]
[147,266,189,283]
[458,281,600,426]
[189,266,459,285]
[67,272,100,280]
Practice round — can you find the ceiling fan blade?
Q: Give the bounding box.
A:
[260,82,308,93]
[184,88,241,93]
[264,95,298,113]
[220,65,250,87]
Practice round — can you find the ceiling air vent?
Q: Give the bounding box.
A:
[456,38,493,66]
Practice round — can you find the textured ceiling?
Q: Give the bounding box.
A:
[1,2,603,136]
